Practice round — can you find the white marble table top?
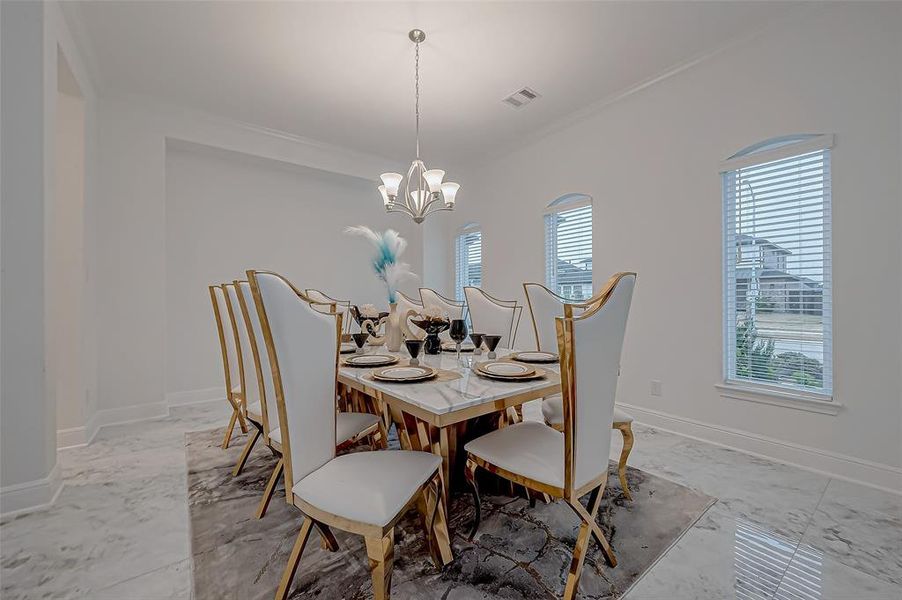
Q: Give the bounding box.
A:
[338,347,560,423]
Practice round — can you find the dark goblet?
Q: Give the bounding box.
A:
[449,319,468,362]
[352,332,369,354]
[405,339,424,365]
[483,335,502,359]
[469,333,485,356]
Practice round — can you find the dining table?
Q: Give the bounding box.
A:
[336,346,562,510]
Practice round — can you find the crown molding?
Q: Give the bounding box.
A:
[465,3,827,173]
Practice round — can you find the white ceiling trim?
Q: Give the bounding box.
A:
[107,91,405,181]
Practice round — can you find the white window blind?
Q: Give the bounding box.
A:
[455,227,482,301]
[545,202,593,301]
[722,135,833,396]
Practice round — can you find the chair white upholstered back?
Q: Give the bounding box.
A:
[237,281,279,437]
[560,273,635,491]
[523,284,570,352]
[464,287,522,349]
[305,289,351,334]
[226,283,264,425]
[419,288,465,342]
[252,272,338,491]
[210,285,242,395]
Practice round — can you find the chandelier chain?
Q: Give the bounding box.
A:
[414,39,420,158]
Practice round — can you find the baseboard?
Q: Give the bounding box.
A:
[0,463,64,519]
[620,402,902,495]
[166,387,223,407]
[57,396,195,451]
[91,401,170,431]
[57,424,90,449]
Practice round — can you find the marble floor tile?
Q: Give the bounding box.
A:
[630,438,830,539]
[800,478,902,586]
[2,400,899,600]
[624,502,800,600]
[775,545,902,600]
[91,558,193,600]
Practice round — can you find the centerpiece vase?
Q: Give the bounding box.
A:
[384,303,403,352]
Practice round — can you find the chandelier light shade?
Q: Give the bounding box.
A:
[379,29,458,224]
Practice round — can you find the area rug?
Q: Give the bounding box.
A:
[187,427,715,599]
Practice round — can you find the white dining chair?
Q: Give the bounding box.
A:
[235,279,386,519]
[209,285,248,449]
[249,270,453,600]
[463,286,522,349]
[465,272,636,600]
[524,279,637,500]
[418,288,465,343]
[305,288,352,337]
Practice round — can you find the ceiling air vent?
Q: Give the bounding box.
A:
[502,87,540,109]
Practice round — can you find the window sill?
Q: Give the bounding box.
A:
[716,381,842,416]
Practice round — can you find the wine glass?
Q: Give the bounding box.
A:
[449,319,468,363]
[469,333,485,356]
[352,332,369,354]
[405,339,424,366]
[483,334,502,359]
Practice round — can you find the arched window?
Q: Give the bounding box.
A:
[545,194,592,300]
[721,134,833,397]
[454,223,482,302]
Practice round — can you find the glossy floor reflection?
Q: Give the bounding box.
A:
[1,402,899,599]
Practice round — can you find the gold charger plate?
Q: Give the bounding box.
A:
[342,354,399,368]
[474,361,544,381]
[372,365,437,383]
[509,351,559,363]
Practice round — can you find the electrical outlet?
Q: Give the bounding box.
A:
[650,380,662,397]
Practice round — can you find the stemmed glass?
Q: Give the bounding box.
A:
[449,319,468,363]
[483,335,502,360]
[469,333,485,356]
[352,332,369,354]
[405,339,424,366]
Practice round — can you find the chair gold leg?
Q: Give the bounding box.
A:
[365,529,394,600]
[615,421,634,501]
[221,410,239,449]
[567,485,617,568]
[563,509,593,600]
[274,518,314,600]
[255,458,283,519]
[464,456,481,541]
[314,522,340,552]
[232,427,261,477]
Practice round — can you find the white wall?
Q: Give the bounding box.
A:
[1,0,56,497]
[164,142,423,397]
[51,84,87,435]
[442,5,902,488]
[95,95,413,415]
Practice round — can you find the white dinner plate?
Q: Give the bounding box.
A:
[476,361,536,378]
[343,354,399,367]
[372,365,436,383]
[510,351,558,363]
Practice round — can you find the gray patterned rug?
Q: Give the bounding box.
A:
[187,427,715,599]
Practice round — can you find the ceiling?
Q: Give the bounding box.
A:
[71,1,802,166]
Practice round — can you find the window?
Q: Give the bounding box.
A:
[454,224,482,301]
[722,135,833,397]
[545,194,593,301]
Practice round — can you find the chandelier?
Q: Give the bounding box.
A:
[378,29,459,224]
